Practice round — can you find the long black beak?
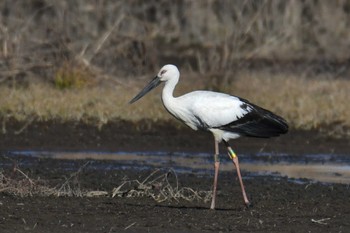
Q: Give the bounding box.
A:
[129,76,161,104]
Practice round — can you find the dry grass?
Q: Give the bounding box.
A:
[229,71,350,136]
[0,81,165,126]
[0,158,107,197]
[1,154,81,197]
[0,71,349,136]
[0,165,56,197]
[112,169,212,203]
[1,1,350,136]
[0,157,211,202]
[2,0,350,83]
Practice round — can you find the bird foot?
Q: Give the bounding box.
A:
[244,201,253,208]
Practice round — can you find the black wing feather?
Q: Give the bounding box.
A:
[215,98,288,138]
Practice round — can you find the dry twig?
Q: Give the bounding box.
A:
[112,169,212,203]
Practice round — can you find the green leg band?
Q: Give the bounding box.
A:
[228,147,237,159]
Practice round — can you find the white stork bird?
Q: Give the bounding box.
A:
[130,64,288,209]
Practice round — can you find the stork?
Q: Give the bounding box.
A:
[130,64,288,209]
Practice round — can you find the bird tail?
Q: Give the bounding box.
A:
[219,103,289,138]
[240,109,288,138]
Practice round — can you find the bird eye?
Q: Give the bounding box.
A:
[160,70,167,75]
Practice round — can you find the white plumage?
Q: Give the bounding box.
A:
[130,64,288,209]
[174,92,252,135]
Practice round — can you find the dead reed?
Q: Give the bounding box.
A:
[112,169,212,203]
[0,165,56,197]
[0,156,211,203]
[0,157,89,197]
[1,1,350,136]
[0,70,349,136]
[2,1,350,82]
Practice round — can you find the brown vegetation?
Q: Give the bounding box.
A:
[1,71,349,136]
[0,157,87,197]
[0,156,210,203]
[0,1,350,136]
[112,169,212,203]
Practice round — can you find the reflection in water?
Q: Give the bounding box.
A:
[8,151,350,184]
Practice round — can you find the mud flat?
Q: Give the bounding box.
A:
[0,121,349,232]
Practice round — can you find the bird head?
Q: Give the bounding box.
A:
[129,64,179,104]
[157,64,179,82]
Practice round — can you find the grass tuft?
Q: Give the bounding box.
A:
[1,1,350,137]
[112,169,212,203]
[0,70,349,137]
[53,62,95,89]
[0,157,87,197]
[0,167,56,197]
[0,156,211,203]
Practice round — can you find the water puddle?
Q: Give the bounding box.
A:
[5,151,350,184]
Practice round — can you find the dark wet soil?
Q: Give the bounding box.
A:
[1,119,349,155]
[0,119,349,233]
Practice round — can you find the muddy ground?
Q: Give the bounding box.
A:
[0,120,349,233]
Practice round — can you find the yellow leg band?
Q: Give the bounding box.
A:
[228,147,237,159]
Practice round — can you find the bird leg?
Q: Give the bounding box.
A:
[210,140,220,210]
[224,140,250,207]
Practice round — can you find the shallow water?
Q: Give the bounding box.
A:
[6,151,350,184]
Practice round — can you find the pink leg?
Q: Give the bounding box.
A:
[225,142,250,207]
[210,140,220,210]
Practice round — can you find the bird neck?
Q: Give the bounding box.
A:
[161,77,178,109]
